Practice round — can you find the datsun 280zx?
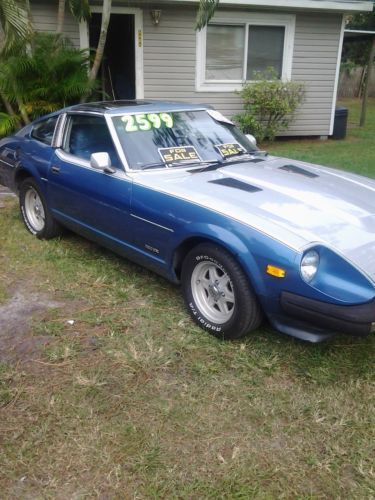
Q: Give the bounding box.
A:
[0,100,374,342]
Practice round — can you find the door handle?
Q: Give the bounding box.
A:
[51,165,60,173]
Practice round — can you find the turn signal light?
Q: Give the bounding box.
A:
[266,265,286,278]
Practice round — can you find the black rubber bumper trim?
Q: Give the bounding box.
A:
[280,292,375,336]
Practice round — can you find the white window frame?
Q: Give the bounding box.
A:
[196,13,296,92]
[79,6,144,99]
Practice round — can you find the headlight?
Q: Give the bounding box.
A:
[301,250,319,283]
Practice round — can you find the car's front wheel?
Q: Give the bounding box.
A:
[181,243,263,339]
[19,178,62,239]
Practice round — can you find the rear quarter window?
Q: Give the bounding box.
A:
[31,116,58,145]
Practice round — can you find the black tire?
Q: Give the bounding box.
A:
[19,177,62,239]
[181,243,263,340]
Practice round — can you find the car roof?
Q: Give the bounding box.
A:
[66,100,211,115]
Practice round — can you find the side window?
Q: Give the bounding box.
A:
[31,116,58,145]
[62,114,119,167]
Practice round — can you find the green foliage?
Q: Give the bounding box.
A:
[0,32,95,135]
[68,0,91,23]
[0,111,20,135]
[233,69,305,142]
[0,0,33,54]
[340,59,358,75]
[195,0,219,31]
[342,9,375,65]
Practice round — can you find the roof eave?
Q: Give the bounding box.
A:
[165,0,373,13]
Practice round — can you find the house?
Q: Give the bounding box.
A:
[30,0,373,137]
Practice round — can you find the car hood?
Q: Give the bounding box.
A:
[133,156,375,283]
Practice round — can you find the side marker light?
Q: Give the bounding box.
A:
[266,265,286,278]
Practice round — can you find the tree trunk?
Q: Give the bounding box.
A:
[88,0,112,84]
[17,97,30,124]
[56,0,66,34]
[0,93,16,117]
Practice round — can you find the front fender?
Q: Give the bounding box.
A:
[171,222,274,297]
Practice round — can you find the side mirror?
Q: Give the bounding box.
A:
[90,152,115,174]
[245,134,258,150]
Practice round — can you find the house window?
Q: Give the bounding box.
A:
[206,25,245,80]
[196,13,295,92]
[247,26,285,79]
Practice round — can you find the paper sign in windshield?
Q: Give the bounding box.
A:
[159,146,200,164]
[215,143,245,158]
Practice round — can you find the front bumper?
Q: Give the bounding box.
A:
[280,291,375,337]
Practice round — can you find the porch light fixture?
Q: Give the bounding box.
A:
[150,9,161,25]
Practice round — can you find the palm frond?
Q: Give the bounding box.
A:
[0,0,33,53]
[195,0,219,31]
[0,111,20,136]
[68,0,90,22]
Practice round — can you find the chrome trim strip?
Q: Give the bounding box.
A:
[68,110,104,116]
[54,149,131,183]
[56,148,91,169]
[104,114,130,172]
[52,113,67,148]
[0,158,14,168]
[130,213,174,232]
[52,208,165,264]
[107,107,208,117]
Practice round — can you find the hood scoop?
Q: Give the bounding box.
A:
[209,177,262,193]
[279,164,319,178]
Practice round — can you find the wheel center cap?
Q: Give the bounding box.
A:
[209,284,221,301]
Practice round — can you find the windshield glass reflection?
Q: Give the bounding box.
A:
[111,110,256,170]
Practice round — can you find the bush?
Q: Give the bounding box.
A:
[233,69,305,142]
[0,33,95,136]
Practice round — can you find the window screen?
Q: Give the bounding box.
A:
[246,26,285,79]
[206,25,245,80]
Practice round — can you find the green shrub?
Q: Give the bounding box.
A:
[0,32,95,136]
[234,68,305,142]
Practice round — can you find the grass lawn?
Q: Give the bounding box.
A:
[0,98,374,498]
[267,98,375,179]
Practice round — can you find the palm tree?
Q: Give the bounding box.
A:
[0,0,32,52]
[0,0,32,122]
[55,0,111,98]
[196,0,219,31]
[88,0,111,84]
[56,0,90,35]
[86,0,215,94]
[0,32,95,133]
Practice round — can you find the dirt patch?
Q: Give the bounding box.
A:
[0,289,63,363]
[0,186,15,208]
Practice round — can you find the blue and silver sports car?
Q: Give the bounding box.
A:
[0,100,374,342]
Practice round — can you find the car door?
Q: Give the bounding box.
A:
[47,113,133,246]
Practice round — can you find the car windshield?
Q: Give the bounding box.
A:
[111,109,257,170]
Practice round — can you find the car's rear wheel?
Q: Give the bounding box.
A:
[181,243,263,339]
[19,178,62,239]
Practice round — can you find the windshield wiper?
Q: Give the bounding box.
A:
[139,159,219,171]
[190,153,262,173]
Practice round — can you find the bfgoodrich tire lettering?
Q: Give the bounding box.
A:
[181,243,263,340]
[19,178,62,240]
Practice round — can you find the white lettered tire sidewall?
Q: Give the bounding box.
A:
[181,243,263,340]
